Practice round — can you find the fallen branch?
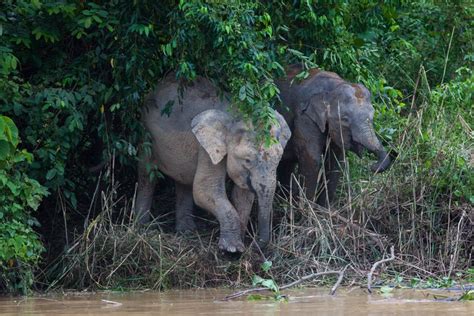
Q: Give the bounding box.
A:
[101,299,123,307]
[330,265,347,295]
[223,268,347,301]
[367,245,395,293]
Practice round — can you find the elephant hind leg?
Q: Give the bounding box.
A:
[277,159,297,189]
[134,151,157,224]
[175,182,197,233]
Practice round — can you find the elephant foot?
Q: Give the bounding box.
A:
[176,218,197,234]
[218,234,245,253]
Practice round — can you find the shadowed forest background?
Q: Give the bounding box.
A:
[0,0,472,294]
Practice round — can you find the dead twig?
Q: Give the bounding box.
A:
[101,299,123,307]
[223,268,346,301]
[330,265,348,295]
[367,245,395,293]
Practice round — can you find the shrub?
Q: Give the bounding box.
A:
[0,115,48,294]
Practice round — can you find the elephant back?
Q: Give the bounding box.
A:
[142,74,230,133]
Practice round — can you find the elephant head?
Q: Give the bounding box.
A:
[303,83,391,173]
[191,109,291,247]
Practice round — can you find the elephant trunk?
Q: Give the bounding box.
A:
[255,182,276,248]
[370,148,391,173]
[357,124,392,173]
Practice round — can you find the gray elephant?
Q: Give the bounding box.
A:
[134,74,291,252]
[276,65,392,206]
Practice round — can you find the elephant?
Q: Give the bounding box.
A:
[276,65,392,206]
[134,73,291,253]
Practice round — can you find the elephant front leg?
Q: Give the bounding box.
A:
[298,153,322,201]
[317,146,343,207]
[231,186,255,237]
[175,182,197,233]
[134,151,157,224]
[293,113,325,202]
[194,189,245,253]
[193,149,244,253]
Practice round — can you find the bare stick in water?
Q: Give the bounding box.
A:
[367,245,395,293]
[330,265,348,295]
[223,268,346,301]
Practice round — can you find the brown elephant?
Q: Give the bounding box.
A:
[276,65,392,206]
[134,73,291,252]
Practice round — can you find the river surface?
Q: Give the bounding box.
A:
[0,288,472,315]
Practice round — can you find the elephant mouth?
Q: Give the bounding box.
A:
[246,176,257,195]
[351,141,364,158]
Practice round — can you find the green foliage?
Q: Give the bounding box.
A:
[408,275,459,290]
[420,67,473,202]
[267,0,472,142]
[252,275,279,293]
[379,285,394,298]
[1,0,470,200]
[247,260,288,301]
[459,290,474,301]
[0,115,48,294]
[467,268,474,283]
[162,1,287,142]
[261,260,273,272]
[249,260,284,301]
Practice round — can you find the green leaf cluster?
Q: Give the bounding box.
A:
[0,0,470,200]
[0,116,48,294]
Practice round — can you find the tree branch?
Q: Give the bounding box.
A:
[367,245,395,293]
[222,267,347,301]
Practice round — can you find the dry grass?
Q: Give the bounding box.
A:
[44,175,471,291]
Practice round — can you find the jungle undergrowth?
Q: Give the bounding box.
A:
[1,1,471,294]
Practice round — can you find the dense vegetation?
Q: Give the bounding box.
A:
[0,0,472,293]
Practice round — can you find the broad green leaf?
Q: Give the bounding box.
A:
[261,260,272,272]
[46,169,57,180]
[0,140,11,160]
[84,17,92,28]
[380,286,394,294]
[460,290,474,301]
[379,286,394,298]
[252,275,264,286]
[0,116,19,147]
[239,85,246,101]
[0,118,5,141]
[261,279,279,292]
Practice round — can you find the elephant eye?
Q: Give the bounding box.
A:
[243,158,254,167]
[338,115,349,122]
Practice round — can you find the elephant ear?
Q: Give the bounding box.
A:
[191,109,230,165]
[302,92,329,133]
[273,111,291,148]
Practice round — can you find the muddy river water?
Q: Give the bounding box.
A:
[1,288,472,315]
